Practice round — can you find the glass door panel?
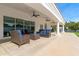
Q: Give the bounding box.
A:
[4,16,15,37]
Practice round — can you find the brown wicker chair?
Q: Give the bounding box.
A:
[10,30,30,47]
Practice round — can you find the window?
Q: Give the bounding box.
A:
[3,16,35,37]
[45,23,47,29]
[30,26,35,33]
[24,21,35,33]
[40,25,43,30]
[16,18,23,30]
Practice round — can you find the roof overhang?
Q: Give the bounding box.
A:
[25,3,65,25]
[0,3,65,25]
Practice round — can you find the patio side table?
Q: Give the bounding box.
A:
[30,34,40,40]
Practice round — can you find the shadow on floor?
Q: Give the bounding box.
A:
[0,39,11,44]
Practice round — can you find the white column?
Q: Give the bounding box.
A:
[57,22,60,35]
[62,25,65,33]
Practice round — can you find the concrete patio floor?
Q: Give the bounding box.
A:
[0,33,79,56]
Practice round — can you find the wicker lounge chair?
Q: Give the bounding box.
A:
[39,29,51,37]
[10,30,30,47]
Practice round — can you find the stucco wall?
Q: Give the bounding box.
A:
[0,5,51,39]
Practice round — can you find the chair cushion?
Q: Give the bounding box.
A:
[24,29,29,34]
[39,29,51,36]
[16,30,23,39]
[21,30,25,35]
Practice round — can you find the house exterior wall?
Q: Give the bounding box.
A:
[34,17,52,32]
[0,5,52,39]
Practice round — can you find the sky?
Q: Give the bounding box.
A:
[56,3,79,22]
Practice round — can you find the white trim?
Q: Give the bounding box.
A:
[53,3,65,24]
[57,22,60,35]
[41,3,64,24]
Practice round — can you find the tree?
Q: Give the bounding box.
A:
[65,22,79,32]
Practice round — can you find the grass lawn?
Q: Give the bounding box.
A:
[74,32,79,37]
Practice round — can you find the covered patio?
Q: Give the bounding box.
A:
[0,3,65,55]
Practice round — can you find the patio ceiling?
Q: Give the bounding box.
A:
[0,3,34,16]
[0,3,56,23]
[26,3,58,23]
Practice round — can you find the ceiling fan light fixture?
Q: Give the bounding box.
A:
[32,11,40,17]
